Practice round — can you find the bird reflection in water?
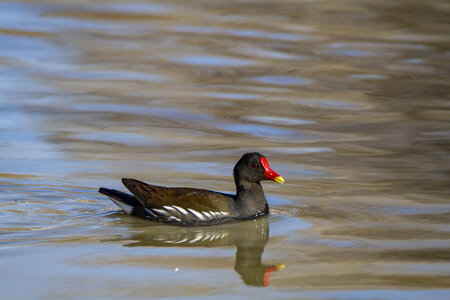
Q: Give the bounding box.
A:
[107,215,283,287]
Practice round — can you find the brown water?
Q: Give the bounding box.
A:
[1,0,449,299]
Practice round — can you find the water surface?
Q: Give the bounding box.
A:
[1,0,449,299]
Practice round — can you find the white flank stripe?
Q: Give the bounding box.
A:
[203,212,212,219]
[145,208,156,217]
[163,206,177,213]
[213,211,223,218]
[152,208,169,216]
[172,205,189,215]
[188,208,205,220]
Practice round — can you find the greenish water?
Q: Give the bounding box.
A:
[1,0,449,299]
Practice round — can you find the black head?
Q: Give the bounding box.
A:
[233,152,284,185]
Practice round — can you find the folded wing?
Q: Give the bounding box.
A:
[121,178,235,225]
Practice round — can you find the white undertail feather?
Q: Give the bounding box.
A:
[109,198,133,214]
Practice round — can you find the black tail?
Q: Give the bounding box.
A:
[99,187,140,206]
[99,187,145,216]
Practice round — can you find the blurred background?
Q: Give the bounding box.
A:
[0,0,449,299]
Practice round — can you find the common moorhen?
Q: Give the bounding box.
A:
[99,152,284,226]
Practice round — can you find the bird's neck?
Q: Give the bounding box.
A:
[235,182,269,218]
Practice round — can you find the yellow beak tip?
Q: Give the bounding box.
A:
[274,176,285,184]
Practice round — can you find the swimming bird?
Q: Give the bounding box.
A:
[99,152,284,226]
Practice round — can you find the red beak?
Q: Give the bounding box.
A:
[261,157,284,184]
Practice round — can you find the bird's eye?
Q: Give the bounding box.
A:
[252,163,258,168]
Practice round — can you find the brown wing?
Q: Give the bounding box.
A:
[121,178,236,223]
